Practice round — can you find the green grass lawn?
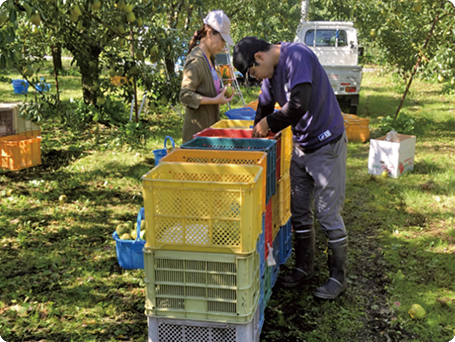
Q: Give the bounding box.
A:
[1,67,454,342]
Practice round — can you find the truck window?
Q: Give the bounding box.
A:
[304,30,348,47]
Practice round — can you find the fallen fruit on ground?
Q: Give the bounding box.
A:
[59,194,68,203]
[408,304,426,319]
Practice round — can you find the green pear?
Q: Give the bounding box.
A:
[30,13,41,26]
[22,65,34,77]
[115,1,125,10]
[120,233,132,240]
[123,4,133,12]
[117,24,126,34]
[73,5,82,16]
[126,12,135,23]
[116,224,129,236]
[91,0,102,10]
[224,85,233,98]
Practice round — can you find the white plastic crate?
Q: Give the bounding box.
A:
[147,305,261,342]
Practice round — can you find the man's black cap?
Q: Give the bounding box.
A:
[233,36,270,76]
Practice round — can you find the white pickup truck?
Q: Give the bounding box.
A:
[295,21,363,114]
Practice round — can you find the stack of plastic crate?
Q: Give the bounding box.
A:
[0,103,41,171]
[142,162,265,342]
[185,126,293,334]
[201,121,294,283]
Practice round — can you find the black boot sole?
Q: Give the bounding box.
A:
[279,273,314,288]
[313,285,347,299]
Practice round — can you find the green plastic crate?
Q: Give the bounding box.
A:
[144,248,260,323]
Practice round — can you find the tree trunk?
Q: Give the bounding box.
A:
[51,43,63,72]
[78,46,101,105]
[301,0,309,21]
[66,42,102,105]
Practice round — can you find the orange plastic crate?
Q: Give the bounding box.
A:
[201,125,293,180]
[343,113,370,142]
[0,135,41,171]
[23,129,41,137]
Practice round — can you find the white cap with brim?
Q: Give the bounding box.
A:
[203,10,234,46]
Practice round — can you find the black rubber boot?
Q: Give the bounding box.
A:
[313,238,348,299]
[280,226,315,288]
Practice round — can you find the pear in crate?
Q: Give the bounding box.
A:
[120,233,132,240]
[116,224,129,236]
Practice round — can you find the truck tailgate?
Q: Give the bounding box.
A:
[323,65,363,95]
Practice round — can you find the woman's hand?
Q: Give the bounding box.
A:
[200,87,234,105]
[215,87,234,104]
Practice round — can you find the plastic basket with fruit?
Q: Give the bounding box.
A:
[113,207,146,269]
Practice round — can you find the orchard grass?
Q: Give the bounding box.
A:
[1,68,454,342]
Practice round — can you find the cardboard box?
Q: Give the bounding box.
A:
[368,133,416,178]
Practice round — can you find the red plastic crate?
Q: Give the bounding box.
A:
[264,197,273,261]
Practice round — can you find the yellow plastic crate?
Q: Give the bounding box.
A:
[160,149,268,213]
[144,248,260,323]
[142,163,263,254]
[0,135,41,171]
[278,170,291,226]
[280,126,293,177]
[210,119,254,129]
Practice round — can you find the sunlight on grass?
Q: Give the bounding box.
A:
[1,66,455,341]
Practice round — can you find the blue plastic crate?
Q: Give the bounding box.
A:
[181,137,277,202]
[225,107,256,120]
[271,235,281,288]
[258,292,265,336]
[36,83,51,92]
[12,79,29,94]
[112,207,146,269]
[279,218,292,265]
[263,266,272,304]
[257,214,265,278]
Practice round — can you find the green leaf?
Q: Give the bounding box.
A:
[9,8,16,23]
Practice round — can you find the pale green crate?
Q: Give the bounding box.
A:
[144,248,260,323]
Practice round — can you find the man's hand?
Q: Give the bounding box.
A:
[252,117,269,137]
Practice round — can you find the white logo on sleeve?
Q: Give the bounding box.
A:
[284,82,291,102]
[318,129,332,142]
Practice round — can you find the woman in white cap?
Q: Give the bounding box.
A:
[180,10,234,143]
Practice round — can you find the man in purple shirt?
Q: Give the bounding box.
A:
[234,37,348,299]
